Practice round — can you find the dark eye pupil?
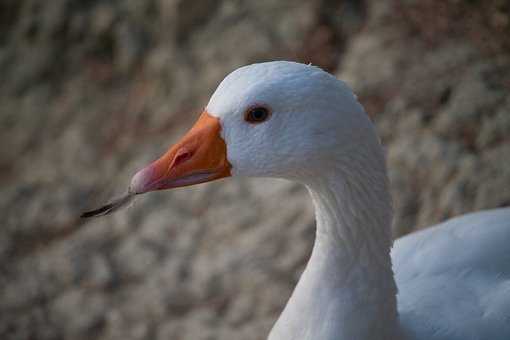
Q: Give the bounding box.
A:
[246,107,269,123]
[252,110,265,119]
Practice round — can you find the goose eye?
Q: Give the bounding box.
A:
[245,106,271,124]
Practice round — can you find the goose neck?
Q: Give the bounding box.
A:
[270,167,400,340]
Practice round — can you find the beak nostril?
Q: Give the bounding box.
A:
[172,149,193,168]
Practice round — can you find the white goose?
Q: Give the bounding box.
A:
[110,61,510,339]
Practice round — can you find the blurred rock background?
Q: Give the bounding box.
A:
[1,0,509,339]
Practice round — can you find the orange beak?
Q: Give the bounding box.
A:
[129,111,231,194]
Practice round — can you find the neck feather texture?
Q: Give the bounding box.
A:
[269,147,400,340]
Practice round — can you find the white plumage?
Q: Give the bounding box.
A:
[110,60,510,340]
[204,61,510,340]
[395,208,510,340]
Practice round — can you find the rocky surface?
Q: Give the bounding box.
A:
[1,1,509,339]
[340,0,510,235]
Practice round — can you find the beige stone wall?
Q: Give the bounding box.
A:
[1,1,509,339]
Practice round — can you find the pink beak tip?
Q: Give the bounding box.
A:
[129,166,156,194]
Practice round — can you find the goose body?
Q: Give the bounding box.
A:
[394,207,510,340]
[126,61,510,340]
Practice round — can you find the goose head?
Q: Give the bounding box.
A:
[129,61,382,194]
